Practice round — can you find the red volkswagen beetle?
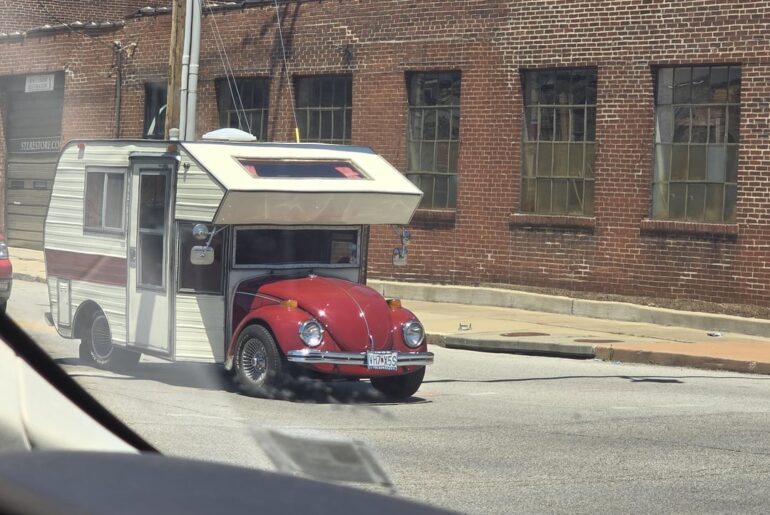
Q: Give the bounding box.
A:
[0,234,12,314]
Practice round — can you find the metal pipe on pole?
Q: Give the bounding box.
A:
[178,0,193,139]
[184,0,201,141]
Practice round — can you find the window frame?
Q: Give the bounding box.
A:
[232,225,362,270]
[651,64,740,223]
[295,74,353,145]
[136,170,170,291]
[176,222,227,295]
[83,167,127,235]
[215,77,270,141]
[520,67,597,216]
[143,82,167,140]
[406,70,462,210]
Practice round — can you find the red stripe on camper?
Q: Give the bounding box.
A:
[45,249,127,287]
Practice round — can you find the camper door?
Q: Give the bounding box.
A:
[127,159,173,354]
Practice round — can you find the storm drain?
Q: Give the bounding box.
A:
[500,332,549,337]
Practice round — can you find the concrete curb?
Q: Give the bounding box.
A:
[372,280,770,338]
[13,272,46,284]
[595,346,770,375]
[427,334,595,359]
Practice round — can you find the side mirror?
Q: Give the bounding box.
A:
[192,223,210,241]
[191,245,214,266]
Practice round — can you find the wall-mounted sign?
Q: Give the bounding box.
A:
[7,137,60,153]
[25,74,55,93]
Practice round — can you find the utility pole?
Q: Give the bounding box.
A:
[165,0,186,139]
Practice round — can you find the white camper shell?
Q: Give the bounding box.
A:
[44,139,422,366]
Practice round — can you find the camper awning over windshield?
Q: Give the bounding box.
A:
[180,142,423,225]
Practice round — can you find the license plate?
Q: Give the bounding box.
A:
[366,351,398,371]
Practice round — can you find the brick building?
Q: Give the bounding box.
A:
[0,1,769,312]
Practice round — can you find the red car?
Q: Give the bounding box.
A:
[0,235,11,313]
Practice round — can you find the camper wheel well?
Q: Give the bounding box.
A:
[72,301,102,340]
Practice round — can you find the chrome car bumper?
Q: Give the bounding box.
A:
[287,349,434,366]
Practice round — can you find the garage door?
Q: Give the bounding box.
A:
[4,72,64,249]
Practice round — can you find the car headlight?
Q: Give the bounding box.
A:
[402,320,425,348]
[0,242,8,259]
[299,320,324,347]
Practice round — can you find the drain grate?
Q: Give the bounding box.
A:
[574,338,623,344]
[500,332,549,337]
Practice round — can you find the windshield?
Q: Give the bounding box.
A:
[2,2,770,515]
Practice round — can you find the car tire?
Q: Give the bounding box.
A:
[370,367,426,401]
[0,300,6,315]
[234,324,287,398]
[78,341,95,363]
[85,311,140,371]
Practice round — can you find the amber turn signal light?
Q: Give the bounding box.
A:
[387,299,402,309]
[280,299,298,309]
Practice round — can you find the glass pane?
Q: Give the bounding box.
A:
[727,106,739,143]
[433,175,448,208]
[435,142,449,173]
[104,174,124,229]
[139,174,166,231]
[448,142,459,174]
[139,233,164,287]
[440,72,461,105]
[571,108,585,141]
[708,106,726,144]
[447,175,457,208]
[585,107,596,141]
[523,143,537,177]
[585,70,597,105]
[554,108,569,141]
[584,180,594,215]
[344,109,352,142]
[423,109,436,140]
[568,143,584,177]
[726,145,738,183]
[567,179,584,214]
[539,107,554,140]
[552,179,568,214]
[710,66,728,103]
[706,145,727,183]
[451,109,460,140]
[688,145,706,181]
[538,71,556,104]
[296,78,313,107]
[437,109,451,139]
[657,67,673,105]
[420,174,434,207]
[297,111,309,140]
[523,71,538,105]
[686,183,706,221]
[84,172,105,228]
[320,78,334,106]
[524,107,538,141]
[571,69,588,104]
[653,144,671,183]
[320,111,333,140]
[521,178,536,212]
[420,142,435,172]
[690,107,708,143]
[652,182,669,219]
[333,77,349,106]
[673,107,690,143]
[655,105,672,143]
[309,111,320,140]
[671,145,688,181]
[584,143,595,179]
[728,66,741,103]
[669,183,686,220]
[552,143,569,176]
[536,179,552,213]
[332,110,344,141]
[673,67,691,104]
[537,144,553,176]
[691,66,710,103]
[705,184,724,222]
[555,69,571,104]
[724,184,737,222]
[407,142,420,171]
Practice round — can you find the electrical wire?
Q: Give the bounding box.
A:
[36,0,122,53]
[272,0,300,143]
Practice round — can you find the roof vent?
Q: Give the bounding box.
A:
[201,128,257,142]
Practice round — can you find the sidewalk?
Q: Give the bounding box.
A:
[12,246,770,375]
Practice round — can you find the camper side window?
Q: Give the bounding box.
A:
[178,222,225,294]
[84,168,126,233]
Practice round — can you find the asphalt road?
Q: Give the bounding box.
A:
[9,279,770,514]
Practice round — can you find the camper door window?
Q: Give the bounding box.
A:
[84,168,126,233]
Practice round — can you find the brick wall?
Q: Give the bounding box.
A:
[0,1,166,31]
[1,0,769,309]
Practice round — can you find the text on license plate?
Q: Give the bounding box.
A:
[366,351,398,371]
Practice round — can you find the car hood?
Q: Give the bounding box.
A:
[258,276,393,352]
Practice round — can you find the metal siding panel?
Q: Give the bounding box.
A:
[174,294,224,362]
[47,277,58,327]
[70,281,127,345]
[174,155,224,222]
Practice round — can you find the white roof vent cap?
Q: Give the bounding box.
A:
[201,128,257,142]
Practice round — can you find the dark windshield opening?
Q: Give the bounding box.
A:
[235,228,358,266]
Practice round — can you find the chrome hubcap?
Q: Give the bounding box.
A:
[241,338,268,383]
[91,315,113,360]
